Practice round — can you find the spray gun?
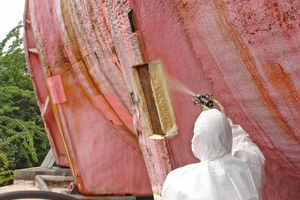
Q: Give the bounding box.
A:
[192,93,227,117]
[192,94,214,108]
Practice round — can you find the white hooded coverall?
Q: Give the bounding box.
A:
[161,109,265,200]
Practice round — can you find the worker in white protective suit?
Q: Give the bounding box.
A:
[161,109,265,200]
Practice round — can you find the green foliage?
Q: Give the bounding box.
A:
[0,22,50,186]
[0,22,32,90]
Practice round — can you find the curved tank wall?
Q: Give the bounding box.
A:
[132,0,300,199]
[24,0,300,199]
[24,0,152,195]
[24,0,69,167]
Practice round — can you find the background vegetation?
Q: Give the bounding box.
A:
[0,22,50,186]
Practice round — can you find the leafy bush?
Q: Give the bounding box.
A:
[0,22,50,186]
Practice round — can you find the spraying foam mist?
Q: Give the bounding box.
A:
[167,75,196,96]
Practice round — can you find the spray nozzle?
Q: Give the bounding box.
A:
[192,94,213,108]
[192,93,227,117]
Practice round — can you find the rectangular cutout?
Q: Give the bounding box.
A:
[132,61,178,139]
[128,9,138,33]
[136,64,165,136]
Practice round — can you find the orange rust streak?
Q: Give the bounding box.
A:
[29,0,82,184]
[210,0,300,145]
[61,0,137,138]
[262,61,300,114]
[86,1,125,79]
[60,0,139,193]
[51,98,83,184]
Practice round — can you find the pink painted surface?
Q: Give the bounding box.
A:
[24,0,152,195]
[24,0,300,199]
[23,0,69,167]
[131,0,300,199]
[47,75,67,104]
[101,2,111,31]
[105,92,133,126]
[93,95,122,125]
[105,1,173,195]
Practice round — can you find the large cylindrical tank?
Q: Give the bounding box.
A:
[24,0,300,199]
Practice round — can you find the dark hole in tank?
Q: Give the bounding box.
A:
[128,9,138,32]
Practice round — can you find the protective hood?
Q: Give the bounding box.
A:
[192,109,232,161]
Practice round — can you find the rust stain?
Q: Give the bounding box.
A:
[51,98,84,185]
[210,0,300,145]
[61,0,137,144]
[29,0,83,186]
[262,61,300,113]
[86,0,125,78]
[59,0,142,194]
